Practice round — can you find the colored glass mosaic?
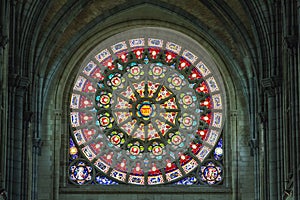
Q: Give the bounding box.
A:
[69,37,225,185]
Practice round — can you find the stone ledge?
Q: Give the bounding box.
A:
[60,185,231,194]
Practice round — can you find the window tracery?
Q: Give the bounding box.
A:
[69,37,225,186]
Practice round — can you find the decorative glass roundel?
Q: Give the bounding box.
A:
[70,37,225,185]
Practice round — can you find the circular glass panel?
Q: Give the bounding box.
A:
[70,36,225,185]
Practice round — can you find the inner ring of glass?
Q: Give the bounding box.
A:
[100,63,199,166]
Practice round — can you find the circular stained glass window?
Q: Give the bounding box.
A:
[70,35,225,185]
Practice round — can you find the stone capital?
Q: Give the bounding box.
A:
[24,111,34,123]
[11,0,22,6]
[230,110,237,117]
[261,77,281,96]
[0,26,9,52]
[258,112,267,123]
[284,35,298,50]
[9,74,30,89]
[33,137,43,155]
[54,109,62,116]
[249,138,258,156]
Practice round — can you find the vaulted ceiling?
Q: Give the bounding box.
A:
[5,0,273,100]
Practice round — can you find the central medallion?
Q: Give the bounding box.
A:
[137,101,155,120]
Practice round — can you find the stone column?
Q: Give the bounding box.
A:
[32,136,42,200]
[53,110,62,200]
[32,76,43,200]
[297,3,300,198]
[258,111,267,200]
[11,75,30,200]
[230,110,239,200]
[24,110,33,200]
[261,77,281,200]
[0,9,9,191]
[285,34,299,199]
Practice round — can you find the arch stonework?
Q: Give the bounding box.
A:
[2,1,299,200]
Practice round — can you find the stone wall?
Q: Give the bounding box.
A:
[1,1,299,200]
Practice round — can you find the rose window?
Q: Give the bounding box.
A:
[69,37,225,185]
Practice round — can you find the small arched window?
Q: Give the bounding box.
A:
[68,28,225,186]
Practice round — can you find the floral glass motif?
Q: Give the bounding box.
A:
[69,37,225,185]
[69,160,93,185]
[200,161,223,185]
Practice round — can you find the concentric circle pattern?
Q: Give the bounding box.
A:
[70,37,225,185]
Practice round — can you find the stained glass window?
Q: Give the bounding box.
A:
[69,37,225,185]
